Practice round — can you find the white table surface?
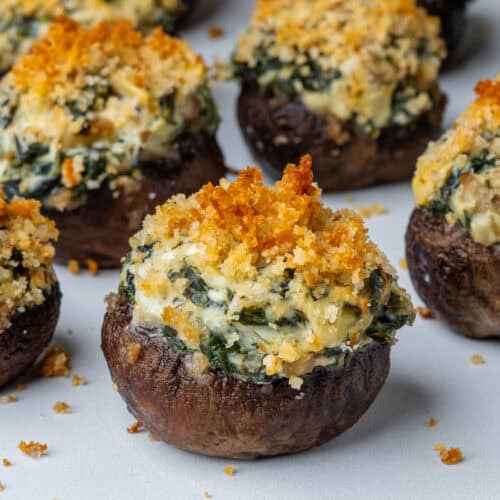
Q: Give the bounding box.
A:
[1,1,499,499]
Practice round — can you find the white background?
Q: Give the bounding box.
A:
[1,1,499,499]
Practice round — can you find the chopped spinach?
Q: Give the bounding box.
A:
[238,307,268,325]
[120,270,136,305]
[163,326,192,354]
[275,309,306,327]
[271,268,295,297]
[200,333,233,374]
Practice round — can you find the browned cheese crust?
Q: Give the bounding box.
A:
[405,208,500,339]
[0,284,61,387]
[417,0,470,67]
[237,85,446,191]
[101,294,391,459]
[46,132,225,268]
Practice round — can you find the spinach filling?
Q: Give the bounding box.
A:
[428,147,498,222]
[124,262,413,384]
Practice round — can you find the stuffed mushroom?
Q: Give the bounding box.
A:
[0,190,60,387]
[417,0,471,67]
[102,155,415,458]
[231,0,446,192]
[0,18,225,268]
[0,0,218,75]
[406,78,500,339]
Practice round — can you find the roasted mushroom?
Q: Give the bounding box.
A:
[417,0,471,67]
[0,0,218,75]
[0,18,225,268]
[231,0,446,191]
[102,155,415,458]
[0,191,60,387]
[406,78,500,339]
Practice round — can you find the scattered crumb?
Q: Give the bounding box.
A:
[0,481,3,492]
[399,257,408,271]
[71,374,87,387]
[471,353,485,365]
[87,259,99,276]
[434,444,463,465]
[128,343,142,364]
[2,459,11,468]
[53,401,72,414]
[355,203,388,219]
[288,375,303,390]
[427,417,436,428]
[68,259,80,275]
[111,383,118,392]
[204,491,212,498]
[41,345,70,378]
[208,24,224,39]
[16,384,26,391]
[223,465,236,476]
[127,422,143,434]
[148,433,160,442]
[18,441,48,459]
[417,306,435,319]
[0,394,17,404]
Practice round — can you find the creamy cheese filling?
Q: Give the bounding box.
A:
[232,0,445,135]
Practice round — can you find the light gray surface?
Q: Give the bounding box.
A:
[1,1,499,499]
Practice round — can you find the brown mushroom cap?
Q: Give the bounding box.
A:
[102,294,391,459]
[0,284,61,387]
[406,208,500,339]
[45,132,225,268]
[417,0,470,67]
[237,85,446,191]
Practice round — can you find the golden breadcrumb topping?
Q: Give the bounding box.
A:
[223,466,236,476]
[0,190,57,332]
[71,374,88,386]
[414,77,500,246]
[40,345,70,378]
[427,417,436,428]
[53,401,72,414]
[434,444,463,465]
[1,459,11,468]
[471,353,486,365]
[0,394,17,404]
[127,422,144,434]
[128,343,142,364]
[233,0,444,131]
[17,441,48,459]
[416,306,435,319]
[12,18,205,101]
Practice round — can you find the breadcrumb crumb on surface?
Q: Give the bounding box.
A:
[355,203,388,219]
[53,401,72,414]
[416,306,435,319]
[204,491,212,498]
[87,259,99,276]
[128,343,142,363]
[16,384,26,391]
[434,444,463,465]
[427,417,437,428]
[399,257,408,271]
[471,353,486,365]
[18,441,48,459]
[68,259,80,275]
[71,374,88,386]
[41,345,70,377]
[127,422,143,434]
[223,466,236,476]
[0,394,17,404]
[208,25,224,39]
[1,459,11,468]
[0,480,3,492]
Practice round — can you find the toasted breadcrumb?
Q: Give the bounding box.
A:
[399,257,408,271]
[0,481,3,492]
[53,401,72,414]
[356,203,388,219]
[471,354,486,365]
[0,394,17,404]
[208,25,224,39]
[41,345,70,377]
[223,466,236,476]
[427,417,437,428]
[1,459,11,468]
[68,259,80,275]
[71,374,88,387]
[128,343,142,364]
[87,259,99,276]
[434,444,463,465]
[127,422,143,434]
[204,492,212,498]
[18,441,48,459]
[417,306,435,319]
[111,383,118,392]
[16,384,26,391]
